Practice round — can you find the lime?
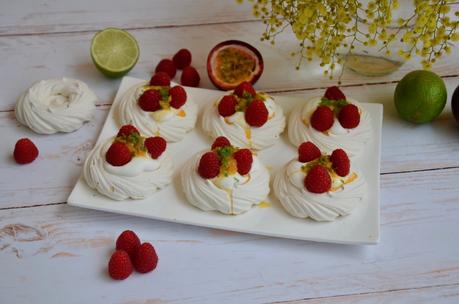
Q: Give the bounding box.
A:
[90,28,139,78]
[394,70,447,124]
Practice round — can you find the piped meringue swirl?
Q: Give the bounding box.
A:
[181,151,270,215]
[274,159,365,221]
[202,94,285,150]
[116,82,198,142]
[288,97,371,158]
[15,78,97,134]
[84,138,173,200]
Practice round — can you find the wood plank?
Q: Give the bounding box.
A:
[0,22,458,111]
[1,78,458,209]
[0,168,458,303]
[0,0,255,35]
[284,284,459,304]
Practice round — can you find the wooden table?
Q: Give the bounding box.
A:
[1,1,458,303]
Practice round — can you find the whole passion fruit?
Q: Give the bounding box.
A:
[207,40,263,90]
[452,84,459,123]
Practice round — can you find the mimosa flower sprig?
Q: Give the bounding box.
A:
[239,0,459,79]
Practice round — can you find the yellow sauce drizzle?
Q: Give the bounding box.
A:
[330,172,358,192]
[177,109,186,117]
[258,201,271,208]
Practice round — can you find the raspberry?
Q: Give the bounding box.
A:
[106,142,132,166]
[245,100,268,127]
[304,165,331,194]
[117,125,139,137]
[218,95,237,117]
[144,136,167,159]
[155,58,176,78]
[298,141,321,163]
[330,149,350,177]
[211,136,231,150]
[173,48,192,69]
[198,151,220,179]
[169,86,187,109]
[108,250,133,280]
[324,86,346,100]
[233,148,253,175]
[150,72,171,86]
[338,104,360,129]
[13,138,39,164]
[310,106,334,132]
[133,242,158,273]
[116,230,141,258]
[180,66,200,87]
[234,81,256,98]
[138,89,161,112]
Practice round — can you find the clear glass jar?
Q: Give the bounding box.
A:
[342,1,414,76]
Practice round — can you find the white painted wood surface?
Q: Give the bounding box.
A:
[0,1,458,303]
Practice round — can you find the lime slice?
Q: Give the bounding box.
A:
[90,28,139,78]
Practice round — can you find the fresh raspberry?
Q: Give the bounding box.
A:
[298,141,321,163]
[138,89,161,112]
[133,242,158,273]
[144,136,167,159]
[108,250,133,280]
[169,86,187,109]
[234,81,256,98]
[304,165,331,194]
[338,104,360,129]
[324,86,346,100]
[155,58,176,78]
[218,95,237,117]
[117,125,140,137]
[180,66,200,87]
[245,100,268,127]
[233,148,253,175]
[116,230,141,258]
[106,142,132,166]
[211,136,231,150]
[330,149,350,177]
[310,106,334,132]
[13,138,39,164]
[173,48,192,69]
[150,72,171,86]
[198,151,220,179]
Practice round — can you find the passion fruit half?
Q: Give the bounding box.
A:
[207,40,263,90]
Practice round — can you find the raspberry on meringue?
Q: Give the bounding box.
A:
[202,82,285,150]
[274,142,366,222]
[181,137,270,215]
[116,78,198,142]
[288,87,371,159]
[84,125,173,200]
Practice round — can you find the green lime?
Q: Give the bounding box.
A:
[90,28,139,78]
[394,70,447,124]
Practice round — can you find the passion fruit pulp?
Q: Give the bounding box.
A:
[207,40,263,91]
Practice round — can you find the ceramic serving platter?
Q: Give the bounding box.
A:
[68,76,383,245]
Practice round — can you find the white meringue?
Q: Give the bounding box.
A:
[181,151,270,215]
[83,138,173,200]
[15,78,97,134]
[202,94,285,150]
[288,97,371,158]
[273,159,366,222]
[116,82,198,142]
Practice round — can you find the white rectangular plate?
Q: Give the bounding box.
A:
[68,77,382,245]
